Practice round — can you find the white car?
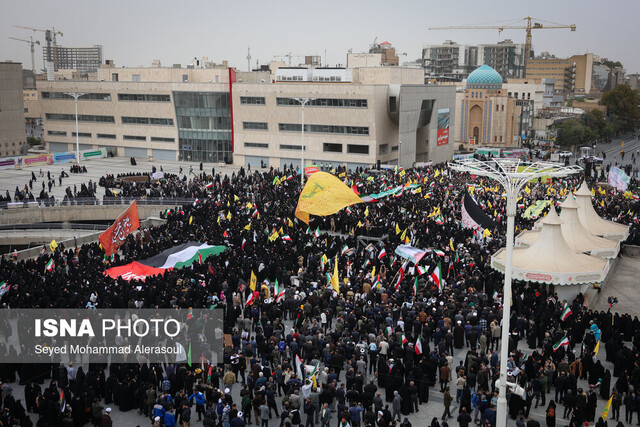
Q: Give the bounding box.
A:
[558,151,572,158]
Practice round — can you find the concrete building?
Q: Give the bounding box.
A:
[37,64,456,169]
[628,74,639,92]
[454,65,521,148]
[526,53,594,98]
[43,45,103,72]
[423,39,525,82]
[0,62,27,157]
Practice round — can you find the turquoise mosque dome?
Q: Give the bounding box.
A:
[466,64,503,89]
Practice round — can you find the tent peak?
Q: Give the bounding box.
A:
[541,206,563,225]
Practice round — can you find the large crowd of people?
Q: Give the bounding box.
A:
[0,161,640,427]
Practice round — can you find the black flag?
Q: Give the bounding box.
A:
[461,191,497,230]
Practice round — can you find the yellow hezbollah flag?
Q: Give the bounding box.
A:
[371,266,376,277]
[49,239,58,252]
[594,340,600,356]
[449,238,455,251]
[189,216,193,225]
[364,206,369,217]
[601,395,613,419]
[288,218,293,227]
[244,223,251,230]
[400,228,407,241]
[295,172,363,224]
[395,223,401,234]
[250,271,257,291]
[331,257,340,292]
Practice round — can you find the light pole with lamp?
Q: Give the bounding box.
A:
[448,158,581,427]
[293,97,315,185]
[64,92,85,164]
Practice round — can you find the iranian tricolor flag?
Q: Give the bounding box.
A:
[416,265,428,276]
[393,261,408,291]
[275,280,285,303]
[413,278,419,296]
[415,336,423,355]
[205,182,214,189]
[314,227,320,238]
[431,262,443,293]
[560,305,572,321]
[378,248,387,260]
[435,214,444,225]
[282,235,292,242]
[242,238,247,250]
[433,249,445,256]
[245,292,255,306]
[553,335,570,352]
[383,326,393,339]
[45,259,54,272]
[341,245,350,256]
[401,334,408,344]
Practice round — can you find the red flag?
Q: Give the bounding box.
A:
[99,201,140,256]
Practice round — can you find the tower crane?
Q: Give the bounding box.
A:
[8,36,40,72]
[14,25,63,65]
[429,17,576,75]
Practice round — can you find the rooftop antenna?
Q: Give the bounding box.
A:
[246,47,251,72]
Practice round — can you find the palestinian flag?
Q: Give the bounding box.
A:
[413,278,419,296]
[282,235,292,242]
[560,305,572,321]
[104,242,226,281]
[431,262,443,293]
[275,280,285,303]
[59,389,66,413]
[461,191,497,231]
[394,244,427,264]
[416,265,428,276]
[415,336,423,355]
[45,259,54,272]
[378,248,387,260]
[393,261,408,291]
[553,335,570,351]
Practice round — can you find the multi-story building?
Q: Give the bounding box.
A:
[0,62,26,157]
[43,45,103,72]
[454,65,521,148]
[628,74,639,92]
[37,63,457,169]
[423,39,525,82]
[525,53,595,98]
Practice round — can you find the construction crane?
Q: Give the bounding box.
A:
[429,17,576,74]
[8,36,40,72]
[14,25,63,65]
[274,53,305,66]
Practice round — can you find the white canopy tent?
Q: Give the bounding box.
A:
[574,181,629,241]
[516,198,619,259]
[492,207,610,287]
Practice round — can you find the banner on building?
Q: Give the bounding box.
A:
[53,152,77,164]
[23,154,53,167]
[99,201,141,256]
[0,156,21,170]
[436,108,450,146]
[81,148,107,160]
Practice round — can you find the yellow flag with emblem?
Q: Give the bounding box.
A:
[395,223,401,234]
[524,186,531,195]
[49,239,58,252]
[246,202,253,209]
[400,228,407,241]
[269,230,279,242]
[449,238,455,251]
[482,228,492,238]
[234,195,239,201]
[226,211,232,219]
[331,257,340,292]
[244,223,251,230]
[250,271,257,291]
[364,206,369,217]
[189,216,193,225]
[288,218,293,227]
[295,172,363,224]
[434,169,440,178]
[371,266,376,277]
[357,221,363,228]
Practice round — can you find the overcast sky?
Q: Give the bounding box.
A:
[2,0,639,74]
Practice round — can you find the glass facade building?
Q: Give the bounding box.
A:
[173,91,232,163]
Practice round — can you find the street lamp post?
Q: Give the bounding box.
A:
[64,92,85,164]
[293,97,315,185]
[448,158,581,427]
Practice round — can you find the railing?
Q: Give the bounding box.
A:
[0,223,108,231]
[0,197,198,210]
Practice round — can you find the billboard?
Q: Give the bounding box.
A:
[0,156,21,170]
[436,108,450,146]
[23,154,53,167]
[53,152,77,164]
[304,165,319,176]
[82,148,107,159]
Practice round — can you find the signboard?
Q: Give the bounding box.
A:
[304,165,319,176]
[468,137,476,145]
[0,157,21,170]
[23,154,53,167]
[81,148,107,159]
[53,152,77,164]
[436,108,450,146]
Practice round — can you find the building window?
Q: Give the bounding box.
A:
[389,97,397,112]
[150,137,175,142]
[122,117,174,126]
[123,135,146,141]
[391,146,398,152]
[278,123,369,135]
[46,113,115,123]
[97,134,116,139]
[182,74,188,83]
[243,122,268,131]
[118,94,171,102]
[111,73,118,82]
[244,142,269,149]
[276,98,367,108]
[323,143,342,153]
[379,144,388,154]
[132,74,141,82]
[42,92,111,101]
[47,130,67,136]
[240,96,266,105]
[347,144,369,155]
[280,144,302,150]
[72,132,92,138]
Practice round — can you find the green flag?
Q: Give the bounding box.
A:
[187,343,192,367]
